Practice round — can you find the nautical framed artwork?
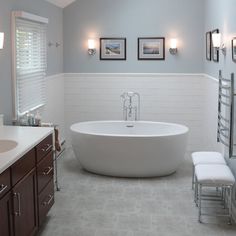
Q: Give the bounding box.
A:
[138,37,165,60]
[206,31,212,61]
[232,37,236,62]
[100,38,126,60]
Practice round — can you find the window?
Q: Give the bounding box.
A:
[12,11,48,119]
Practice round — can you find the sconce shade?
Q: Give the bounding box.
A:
[212,33,221,48]
[169,38,178,55]
[88,39,95,49]
[88,39,96,55]
[0,32,4,49]
[170,38,177,49]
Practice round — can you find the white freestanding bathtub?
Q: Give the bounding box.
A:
[70,121,189,177]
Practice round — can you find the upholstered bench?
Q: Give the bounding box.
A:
[195,164,235,224]
[191,152,226,189]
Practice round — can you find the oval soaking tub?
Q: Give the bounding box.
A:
[70,121,189,177]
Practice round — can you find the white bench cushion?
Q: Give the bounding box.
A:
[192,152,226,166]
[195,164,235,185]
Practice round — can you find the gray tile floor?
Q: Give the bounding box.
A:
[38,148,236,236]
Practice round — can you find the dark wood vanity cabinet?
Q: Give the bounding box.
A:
[0,169,11,199]
[0,169,13,236]
[38,179,54,226]
[0,191,13,236]
[11,149,36,186]
[0,134,54,236]
[13,170,38,236]
[36,135,54,226]
[36,135,53,163]
[10,148,38,236]
[37,151,54,194]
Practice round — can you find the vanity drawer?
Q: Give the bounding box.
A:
[11,148,36,186]
[0,169,11,199]
[37,151,54,194]
[38,180,54,226]
[36,135,53,163]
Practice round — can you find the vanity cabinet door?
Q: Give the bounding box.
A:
[36,135,53,163]
[13,170,38,236]
[11,148,36,186]
[38,179,54,226]
[0,169,11,199]
[37,151,54,194]
[0,192,13,236]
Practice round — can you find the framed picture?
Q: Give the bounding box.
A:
[212,29,219,62]
[100,38,126,60]
[206,31,212,61]
[138,37,165,60]
[232,37,236,63]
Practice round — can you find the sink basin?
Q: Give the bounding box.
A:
[0,140,18,153]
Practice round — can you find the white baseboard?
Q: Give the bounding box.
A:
[203,73,219,82]
[232,196,236,222]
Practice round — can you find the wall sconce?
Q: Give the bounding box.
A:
[88,39,96,55]
[169,38,178,55]
[0,32,4,49]
[48,41,54,47]
[212,33,226,55]
[48,41,61,48]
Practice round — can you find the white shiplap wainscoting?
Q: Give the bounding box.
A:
[64,73,208,154]
[203,74,222,153]
[41,73,65,141]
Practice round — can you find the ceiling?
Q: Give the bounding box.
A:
[44,0,76,8]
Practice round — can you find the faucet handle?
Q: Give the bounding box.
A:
[127,91,135,97]
[120,93,127,99]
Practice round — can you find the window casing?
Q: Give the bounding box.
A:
[12,12,48,119]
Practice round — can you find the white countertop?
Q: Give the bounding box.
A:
[0,126,54,174]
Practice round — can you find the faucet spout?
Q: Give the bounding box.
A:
[120,91,140,121]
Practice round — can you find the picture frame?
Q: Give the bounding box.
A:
[212,29,219,62]
[138,37,165,60]
[232,37,236,63]
[206,31,212,61]
[100,38,126,60]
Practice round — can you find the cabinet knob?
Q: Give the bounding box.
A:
[0,184,7,194]
[13,192,21,216]
[43,166,53,175]
[43,194,54,206]
[41,144,52,152]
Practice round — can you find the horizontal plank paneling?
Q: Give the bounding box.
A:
[64,73,207,153]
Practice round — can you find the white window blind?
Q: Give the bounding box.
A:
[15,17,47,115]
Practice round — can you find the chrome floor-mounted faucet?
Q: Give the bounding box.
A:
[121,91,140,121]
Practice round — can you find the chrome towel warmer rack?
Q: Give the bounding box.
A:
[217,70,235,158]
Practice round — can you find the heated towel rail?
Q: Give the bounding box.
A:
[217,70,235,158]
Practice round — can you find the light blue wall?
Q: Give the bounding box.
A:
[0,0,63,123]
[63,0,205,73]
[204,0,236,174]
[204,0,236,78]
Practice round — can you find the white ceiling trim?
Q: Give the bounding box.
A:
[44,0,76,8]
